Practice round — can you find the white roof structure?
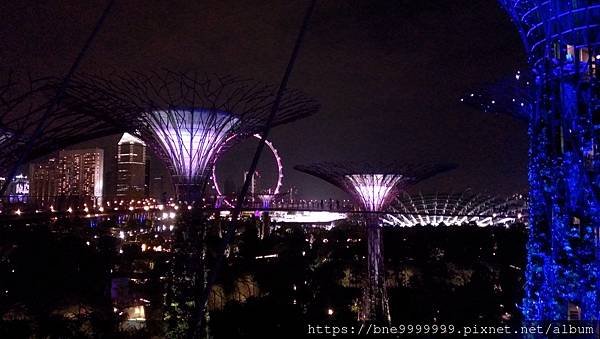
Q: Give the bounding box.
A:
[382,191,527,227]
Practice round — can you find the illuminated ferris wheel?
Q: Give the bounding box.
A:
[212,133,283,207]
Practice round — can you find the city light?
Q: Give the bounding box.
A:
[2,1,598,333]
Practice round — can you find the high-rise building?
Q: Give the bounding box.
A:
[116,133,146,200]
[58,148,104,201]
[29,149,104,205]
[29,157,60,203]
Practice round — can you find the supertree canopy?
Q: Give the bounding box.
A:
[382,191,527,227]
[460,71,533,120]
[62,71,319,200]
[497,1,600,321]
[499,0,600,69]
[294,162,454,212]
[0,74,123,176]
[345,174,405,212]
[145,109,237,187]
[295,162,455,323]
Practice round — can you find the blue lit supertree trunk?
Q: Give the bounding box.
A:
[499,0,600,321]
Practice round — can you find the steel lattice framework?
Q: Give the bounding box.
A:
[500,0,600,68]
[498,0,600,321]
[61,70,319,200]
[0,74,123,175]
[382,191,528,227]
[295,162,454,323]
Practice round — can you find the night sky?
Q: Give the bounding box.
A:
[0,0,528,199]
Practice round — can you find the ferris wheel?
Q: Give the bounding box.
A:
[211,133,283,207]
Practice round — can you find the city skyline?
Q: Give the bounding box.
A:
[0,0,528,198]
[1,1,597,336]
[18,133,527,202]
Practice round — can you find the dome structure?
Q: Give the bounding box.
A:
[382,191,528,227]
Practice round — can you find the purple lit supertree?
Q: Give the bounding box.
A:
[61,70,319,201]
[257,192,279,210]
[256,192,282,239]
[295,162,454,323]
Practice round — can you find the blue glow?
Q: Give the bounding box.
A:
[498,0,600,321]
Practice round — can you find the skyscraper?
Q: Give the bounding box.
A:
[116,133,147,200]
[29,149,104,206]
[29,157,60,203]
[58,148,104,203]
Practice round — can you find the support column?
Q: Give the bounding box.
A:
[361,215,391,323]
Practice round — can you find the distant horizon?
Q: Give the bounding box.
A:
[14,132,526,201]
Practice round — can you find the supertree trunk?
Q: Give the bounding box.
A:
[495,0,600,321]
[361,216,391,323]
[523,68,600,320]
[294,162,455,322]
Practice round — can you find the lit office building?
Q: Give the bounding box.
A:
[116,133,147,200]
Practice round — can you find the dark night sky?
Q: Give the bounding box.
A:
[0,0,528,199]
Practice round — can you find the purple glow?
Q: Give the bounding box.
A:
[146,109,237,185]
[212,133,283,207]
[345,174,404,211]
[258,194,276,209]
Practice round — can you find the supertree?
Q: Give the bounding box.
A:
[494,1,600,321]
[295,162,454,323]
[61,70,319,201]
[258,192,283,209]
[382,191,527,227]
